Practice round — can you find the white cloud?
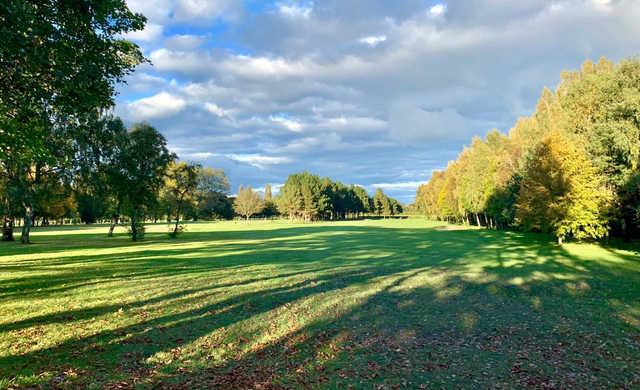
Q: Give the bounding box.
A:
[227,154,292,169]
[125,23,164,42]
[116,0,640,202]
[277,1,313,18]
[270,115,304,132]
[429,3,447,17]
[125,0,172,24]
[359,35,387,47]
[591,0,614,11]
[222,55,315,79]
[204,102,230,118]
[164,34,206,50]
[173,0,238,22]
[128,92,186,120]
[318,116,387,132]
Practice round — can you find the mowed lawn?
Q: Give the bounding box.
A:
[0,219,639,389]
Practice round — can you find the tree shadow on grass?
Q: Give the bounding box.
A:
[0,224,638,388]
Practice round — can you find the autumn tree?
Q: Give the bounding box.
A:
[234,186,264,220]
[515,131,611,244]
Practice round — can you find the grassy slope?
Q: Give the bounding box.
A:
[0,219,638,389]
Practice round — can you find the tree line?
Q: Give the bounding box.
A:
[274,172,402,221]
[415,58,640,243]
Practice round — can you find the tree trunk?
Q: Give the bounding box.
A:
[130,212,138,241]
[557,236,563,245]
[2,216,14,241]
[173,205,181,234]
[21,205,34,244]
[475,213,481,226]
[108,214,119,237]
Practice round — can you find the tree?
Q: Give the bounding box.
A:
[192,167,231,220]
[619,171,640,240]
[413,58,640,240]
[197,167,230,195]
[97,118,132,236]
[389,198,403,216]
[276,172,331,221]
[515,131,612,244]
[261,183,278,217]
[352,185,371,218]
[162,162,200,237]
[114,124,174,241]
[373,188,392,217]
[1,0,146,243]
[234,186,264,220]
[76,193,107,224]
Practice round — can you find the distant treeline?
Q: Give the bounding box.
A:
[415,58,640,243]
[275,172,402,221]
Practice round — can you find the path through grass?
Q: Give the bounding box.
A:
[0,219,638,388]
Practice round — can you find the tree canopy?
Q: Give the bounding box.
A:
[415,57,640,242]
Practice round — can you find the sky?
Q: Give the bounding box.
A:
[115,0,640,203]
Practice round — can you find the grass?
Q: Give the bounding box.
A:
[0,218,639,389]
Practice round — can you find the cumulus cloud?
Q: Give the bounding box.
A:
[277,1,314,19]
[359,35,387,47]
[429,3,447,17]
[116,0,640,202]
[125,23,164,42]
[127,92,186,120]
[204,102,231,118]
[270,115,304,132]
[227,154,293,169]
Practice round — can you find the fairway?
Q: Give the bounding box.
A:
[1,219,639,388]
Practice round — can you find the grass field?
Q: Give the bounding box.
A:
[1,219,639,389]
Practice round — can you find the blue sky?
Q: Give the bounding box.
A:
[115,0,640,203]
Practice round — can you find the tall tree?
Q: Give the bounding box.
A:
[193,167,231,220]
[162,162,200,237]
[234,186,264,220]
[262,183,278,217]
[1,0,146,243]
[515,131,612,244]
[115,124,174,241]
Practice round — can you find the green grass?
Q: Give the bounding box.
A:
[0,219,638,388]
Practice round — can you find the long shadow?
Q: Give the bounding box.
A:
[0,223,638,388]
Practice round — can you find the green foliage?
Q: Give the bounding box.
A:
[415,57,640,240]
[112,123,174,241]
[276,172,390,221]
[515,131,612,243]
[260,184,279,217]
[0,0,146,243]
[191,168,232,220]
[162,162,200,237]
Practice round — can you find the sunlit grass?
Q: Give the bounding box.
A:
[0,219,638,388]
